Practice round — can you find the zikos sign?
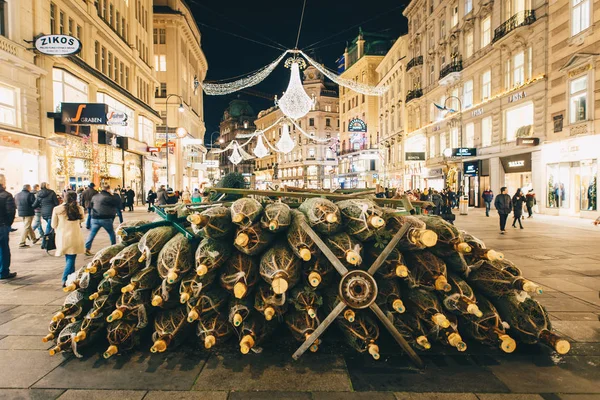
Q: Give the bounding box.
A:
[34,35,82,56]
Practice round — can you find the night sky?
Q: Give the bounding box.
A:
[185,0,408,145]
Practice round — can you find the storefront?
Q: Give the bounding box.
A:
[51,134,93,191]
[0,134,41,193]
[501,153,533,195]
[425,167,445,191]
[404,134,427,190]
[541,135,599,218]
[123,138,147,205]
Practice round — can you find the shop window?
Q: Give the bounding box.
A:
[572,0,591,36]
[546,163,570,209]
[53,68,88,112]
[463,80,473,108]
[0,84,18,127]
[481,16,491,47]
[465,123,475,147]
[569,75,588,123]
[505,102,533,142]
[580,160,597,211]
[482,69,491,100]
[481,116,492,147]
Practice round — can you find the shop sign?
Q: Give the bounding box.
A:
[106,111,128,126]
[61,103,108,125]
[516,137,540,147]
[147,147,160,153]
[34,34,81,56]
[508,160,525,167]
[156,141,175,148]
[471,108,484,117]
[500,153,532,173]
[452,148,477,157]
[123,138,148,155]
[553,114,564,133]
[428,168,443,177]
[508,91,526,103]
[463,161,479,176]
[405,152,426,161]
[348,118,367,132]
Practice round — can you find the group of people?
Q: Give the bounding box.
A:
[492,187,537,234]
[145,186,210,211]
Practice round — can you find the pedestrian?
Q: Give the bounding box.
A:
[0,174,16,280]
[146,188,157,212]
[31,184,44,238]
[431,190,443,215]
[494,186,512,234]
[448,188,457,209]
[80,183,98,230]
[85,184,119,255]
[32,182,59,235]
[181,187,191,204]
[51,191,85,287]
[191,188,201,203]
[155,185,168,206]
[525,189,536,218]
[482,188,494,217]
[512,189,525,229]
[120,187,127,211]
[166,188,178,205]
[113,190,124,224]
[126,187,135,211]
[15,184,38,248]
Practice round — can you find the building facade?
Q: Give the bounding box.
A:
[153,0,208,192]
[218,99,256,184]
[338,29,393,189]
[402,0,548,206]
[543,0,598,218]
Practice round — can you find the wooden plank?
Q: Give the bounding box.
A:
[370,302,424,368]
[292,300,347,360]
[298,220,349,276]
[367,223,411,276]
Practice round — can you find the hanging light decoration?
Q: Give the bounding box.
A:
[275,57,314,120]
[253,134,270,159]
[229,145,244,165]
[276,123,295,154]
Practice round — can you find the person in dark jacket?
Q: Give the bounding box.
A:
[155,185,168,206]
[119,188,127,211]
[147,189,157,212]
[525,189,536,218]
[31,184,44,238]
[32,182,59,235]
[448,189,457,209]
[482,188,494,217]
[126,187,135,211]
[512,189,525,229]
[431,190,443,215]
[80,183,98,230]
[85,184,119,255]
[113,191,124,224]
[494,186,512,234]
[0,175,16,280]
[15,185,37,248]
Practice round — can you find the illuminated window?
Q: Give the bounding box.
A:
[0,84,18,127]
[482,70,491,100]
[465,31,473,58]
[569,75,588,123]
[481,16,491,47]
[572,0,591,35]
[465,122,474,147]
[52,68,88,112]
[505,102,533,141]
[481,116,492,147]
[513,51,524,86]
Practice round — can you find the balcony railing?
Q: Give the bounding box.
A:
[493,10,536,42]
[439,59,463,80]
[406,55,423,72]
[406,88,423,103]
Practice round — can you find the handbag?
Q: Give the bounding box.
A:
[41,231,56,253]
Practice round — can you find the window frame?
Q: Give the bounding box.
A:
[481,16,491,47]
[568,74,589,124]
[0,83,19,128]
[571,0,591,36]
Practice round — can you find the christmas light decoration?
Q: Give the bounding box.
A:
[287,118,330,143]
[203,52,289,96]
[276,123,295,154]
[275,58,314,120]
[253,134,270,159]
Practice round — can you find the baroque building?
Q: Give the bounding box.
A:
[218,98,256,183]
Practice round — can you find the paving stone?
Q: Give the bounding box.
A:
[536,297,600,313]
[0,350,67,388]
[394,394,479,400]
[311,392,396,400]
[552,321,600,342]
[549,312,599,322]
[0,290,65,306]
[488,356,600,393]
[192,353,351,392]
[569,292,600,307]
[0,315,53,336]
[556,395,600,400]
[144,391,228,400]
[0,335,54,350]
[475,395,545,400]
[531,278,596,293]
[56,390,146,400]
[34,351,207,391]
[229,392,313,400]
[0,305,17,313]
[0,389,65,400]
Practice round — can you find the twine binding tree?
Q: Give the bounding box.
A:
[403,251,451,292]
[261,202,292,232]
[231,197,264,227]
[121,266,160,294]
[302,253,334,289]
[285,310,321,352]
[186,287,228,323]
[179,270,216,304]
[326,232,363,267]
[157,234,196,284]
[467,259,543,298]
[298,197,342,235]
[137,226,177,267]
[188,206,234,239]
[104,243,144,280]
[234,223,273,256]
[288,210,319,262]
[220,252,259,299]
[197,312,233,349]
[288,285,323,319]
[228,296,253,327]
[151,306,190,353]
[254,282,289,321]
[336,199,386,241]
[259,242,301,295]
[84,243,126,275]
[116,220,152,245]
[195,237,232,276]
[103,320,139,359]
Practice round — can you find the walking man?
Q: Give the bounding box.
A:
[482,188,494,217]
[155,185,168,206]
[80,183,98,230]
[32,183,59,235]
[126,187,135,211]
[85,184,119,256]
[15,185,37,248]
[0,174,16,279]
[494,186,512,234]
[31,184,44,238]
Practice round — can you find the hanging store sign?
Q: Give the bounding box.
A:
[348,118,367,132]
[516,137,540,147]
[405,152,426,161]
[34,35,82,56]
[61,103,108,125]
[428,168,444,177]
[147,147,160,153]
[500,153,532,173]
[452,147,477,157]
[463,161,479,176]
[106,111,128,126]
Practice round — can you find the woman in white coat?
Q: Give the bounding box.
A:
[51,190,85,287]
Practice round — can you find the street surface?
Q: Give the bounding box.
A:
[0,208,598,400]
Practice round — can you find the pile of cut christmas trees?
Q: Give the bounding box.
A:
[44,194,570,364]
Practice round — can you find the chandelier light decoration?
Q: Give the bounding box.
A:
[253,134,270,158]
[276,123,295,154]
[275,57,314,120]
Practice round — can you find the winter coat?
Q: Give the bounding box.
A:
[15,190,35,217]
[494,194,512,215]
[526,193,536,208]
[32,188,59,219]
[482,190,494,203]
[181,190,191,203]
[90,191,119,219]
[155,189,168,206]
[126,189,135,204]
[147,190,157,204]
[431,193,443,208]
[80,187,98,209]
[0,187,16,227]
[512,195,525,217]
[51,204,85,256]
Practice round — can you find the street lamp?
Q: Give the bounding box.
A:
[164,94,184,188]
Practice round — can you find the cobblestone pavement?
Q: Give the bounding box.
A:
[0,207,598,400]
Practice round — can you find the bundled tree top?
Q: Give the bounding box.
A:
[220,251,259,299]
[85,243,126,275]
[157,234,195,284]
[259,243,301,294]
[287,210,318,262]
[188,206,233,239]
[195,237,232,276]
[261,202,292,232]
[234,223,273,256]
[138,226,177,266]
[467,259,543,298]
[326,232,363,267]
[298,197,342,235]
[231,198,264,227]
[336,199,386,241]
